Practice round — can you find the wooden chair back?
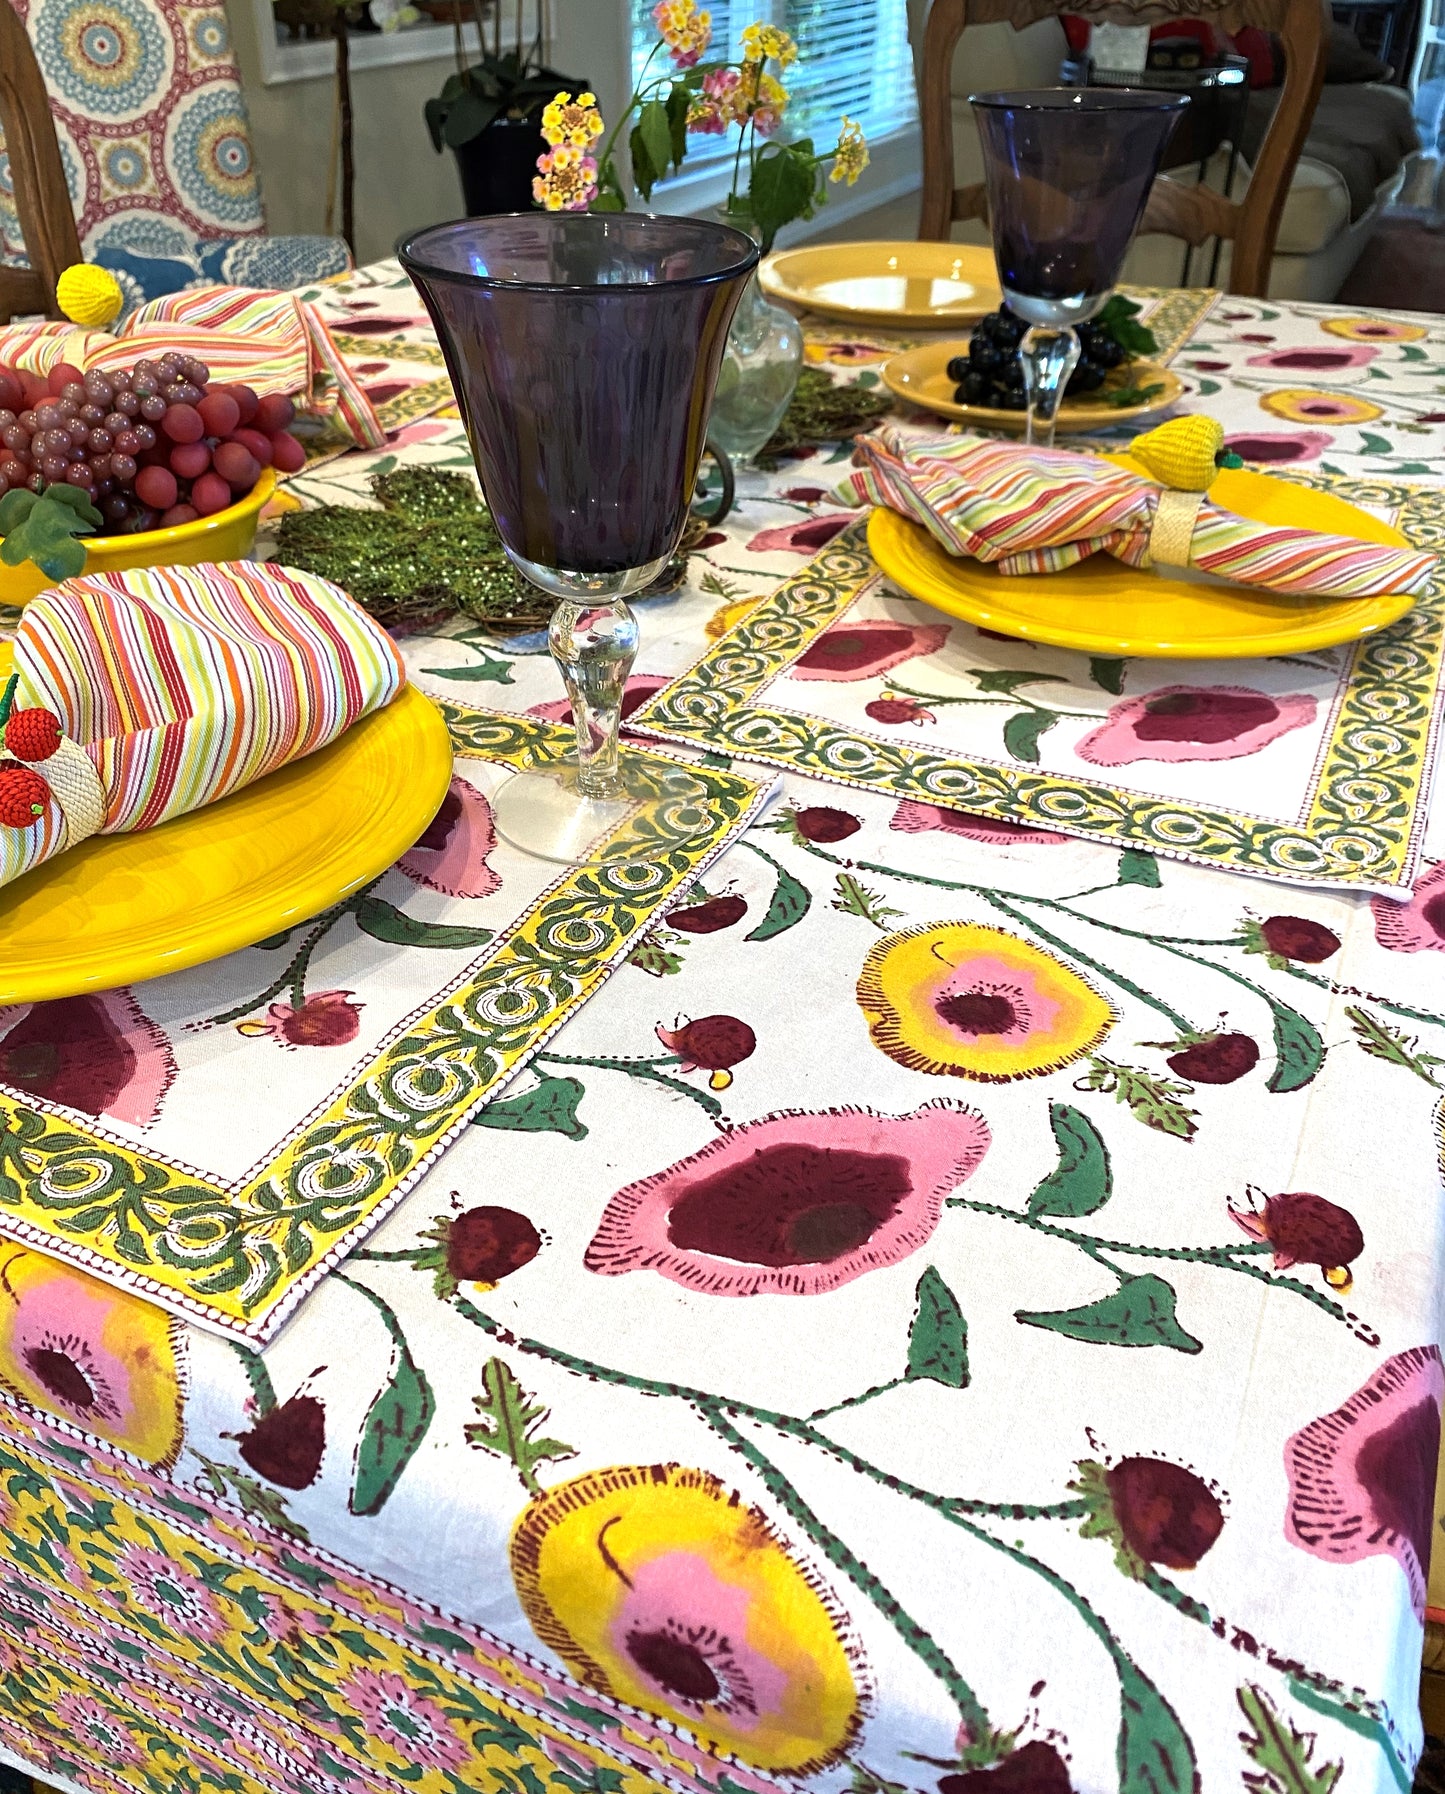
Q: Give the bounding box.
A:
[0,0,83,322]
[917,0,1328,296]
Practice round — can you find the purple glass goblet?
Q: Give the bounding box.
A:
[399,213,757,863]
[970,89,1186,447]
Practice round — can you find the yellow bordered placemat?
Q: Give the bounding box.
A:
[629,479,1445,893]
[0,708,771,1343]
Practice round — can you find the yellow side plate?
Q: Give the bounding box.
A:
[867,461,1418,659]
[759,242,1002,328]
[0,667,452,1002]
[883,339,1184,432]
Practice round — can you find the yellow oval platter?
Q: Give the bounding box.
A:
[883,339,1184,434]
[0,645,453,1002]
[760,242,1002,328]
[867,459,1418,660]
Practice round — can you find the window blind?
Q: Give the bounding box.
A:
[628,0,916,180]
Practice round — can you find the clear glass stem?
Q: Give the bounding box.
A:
[1019,324,1081,449]
[549,598,639,800]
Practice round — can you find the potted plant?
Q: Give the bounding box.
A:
[425,0,579,216]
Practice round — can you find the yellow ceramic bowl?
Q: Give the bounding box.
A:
[0,466,278,606]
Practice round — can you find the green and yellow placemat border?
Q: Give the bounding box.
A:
[0,709,769,1344]
[630,482,1445,890]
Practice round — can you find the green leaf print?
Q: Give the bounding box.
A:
[968,667,1068,696]
[833,872,904,928]
[1003,708,1059,763]
[1028,1103,1113,1219]
[1265,1001,1324,1094]
[355,896,494,951]
[744,849,811,941]
[1089,656,1127,695]
[1116,1652,1200,1794]
[419,652,515,684]
[465,1356,577,1496]
[341,1275,436,1517]
[1017,1272,1203,1353]
[1079,1056,1198,1140]
[905,1267,969,1388]
[472,1074,588,1141]
[1357,431,1394,456]
[1238,1684,1343,1794]
[1117,849,1162,889]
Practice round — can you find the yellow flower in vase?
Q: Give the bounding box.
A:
[741,20,798,66]
[831,117,869,185]
[653,0,712,67]
[533,144,601,214]
[540,90,605,152]
[511,1463,866,1771]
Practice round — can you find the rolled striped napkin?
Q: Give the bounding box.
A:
[0,560,405,894]
[837,427,1438,601]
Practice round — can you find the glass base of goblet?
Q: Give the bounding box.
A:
[492,753,717,866]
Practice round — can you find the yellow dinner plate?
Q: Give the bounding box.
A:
[867,460,1418,659]
[0,664,452,1003]
[883,340,1184,433]
[759,242,1002,328]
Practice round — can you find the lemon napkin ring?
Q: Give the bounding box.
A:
[1147,487,1206,569]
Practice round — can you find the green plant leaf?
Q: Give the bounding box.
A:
[419,654,515,684]
[638,98,674,183]
[350,1334,435,1517]
[666,81,690,165]
[42,482,102,524]
[1002,708,1058,763]
[629,119,658,201]
[473,1074,587,1141]
[424,95,448,152]
[905,1265,969,1387]
[1028,1102,1112,1219]
[465,1356,576,1496]
[0,489,98,581]
[1265,1000,1324,1094]
[745,859,810,941]
[1116,1653,1198,1794]
[1088,655,1126,694]
[1237,1684,1342,1794]
[1117,849,1161,888]
[355,896,494,951]
[442,87,504,147]
[0,489,38,533]
[748,142,816,253]
[1017,1272,1202,1352]
[967,667,1067,696]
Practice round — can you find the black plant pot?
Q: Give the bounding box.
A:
[452,114,547,216]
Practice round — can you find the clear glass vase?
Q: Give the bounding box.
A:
[706,212,804,465]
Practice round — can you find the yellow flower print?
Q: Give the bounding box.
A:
[0,1241,184,1465]
[706,594,763,639]
[511,1463,866,1772]
[1258,389,1384,425]
[740,20,798,66]
[1320,316,1428,343]
[857,922,1115,1080]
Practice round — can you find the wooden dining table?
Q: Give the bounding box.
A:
[0,257,1443,1794]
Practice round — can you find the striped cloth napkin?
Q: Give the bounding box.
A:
[0,286,385,451]
[838,427,1439,600]
[0,560,404,894]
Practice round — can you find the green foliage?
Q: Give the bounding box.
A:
[1114,1653,1199,1794]
[1265,1001,1324,1093]
[347,1281,436,1517]
[0,484,101,582]
[1117,849,1162,888]
[355,895,495,951]
[425,53,576,153]
[1096,294,1159,359]
[1080,1055,1198,1140]
[630,96,679,201]
[1347,1005,1445,1086]
[472,1073,588,1141]
[968,667,1067,696]
[1028,1103,1112,1219]
[832,872,903,929]
[1002,708,1059,762]
[465,1356,576,1496]
[1017,1272,1202,1353]
[745,855,810,941]
[628,933,685,976]
[905,1266,969,1387]
[1089,655,1127,694]
[192,1456,309,1542]
[1238,1684,1343,1794]
[747,138,820,252]
[1104,381,1166,409]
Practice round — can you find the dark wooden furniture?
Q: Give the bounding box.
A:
[0,0,83,322]
[917,0,1329,297]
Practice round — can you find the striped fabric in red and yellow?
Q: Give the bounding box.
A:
[839,428,1438,601]
[0,561,404,891]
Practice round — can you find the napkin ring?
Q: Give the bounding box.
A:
[0,682,105,848]
[41,736,106,848]
[1148,488,1205,570]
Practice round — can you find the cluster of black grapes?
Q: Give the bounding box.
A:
[0,353,305,533]
[947,307,1128,411]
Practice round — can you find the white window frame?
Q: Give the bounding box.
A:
[251,0,540,87]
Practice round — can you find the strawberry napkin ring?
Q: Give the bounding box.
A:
[0,673,105,846]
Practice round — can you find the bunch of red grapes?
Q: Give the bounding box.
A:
[0,351,306,533]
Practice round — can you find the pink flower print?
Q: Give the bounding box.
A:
[344,1667,469,1771]
[1076,687,1317,766]
[1246,345,1379,372]
[385,419,454,449]
[0,990,176,1126]
[528,674,667,729]
[1371,860,1445,953]
[398,776,502,899]
[794,617,951,682]
[238,990,363,1047]
[116,1541,229,1642]
[1224,430,1333,464]
[1283,1345,1443,1618]
[891,801,1070,845]
[585,1101,989,1295]
[746,512,862,555]
[52,1695,143,1770]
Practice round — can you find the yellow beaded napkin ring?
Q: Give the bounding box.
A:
[1132,416,1243,571]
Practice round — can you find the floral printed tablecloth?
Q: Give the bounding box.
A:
[1,270,1445,1794]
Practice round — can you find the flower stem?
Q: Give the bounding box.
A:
[808,1376,904,1420]
[207,888,370,1028]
